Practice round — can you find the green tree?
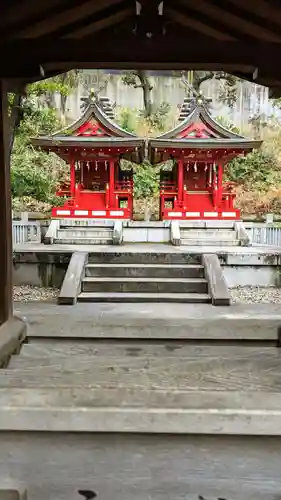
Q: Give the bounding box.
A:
[8,71,80,157]
[9,76,76,210]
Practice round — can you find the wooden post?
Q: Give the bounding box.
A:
[217,161,223,207]
[0,80,13,324]
[177,158,184,203]
[70,159,75,197]
[109,158,115,208]
[213,163,218,210]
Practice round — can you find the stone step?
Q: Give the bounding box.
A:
[57,228,113,238]
[19,342,278,359]
[10,351,264,370]
[2,385,281,437]
[81,277,208,294]
[15,302,280,340]
[54,237,113,245]
[85,263,205,278]
[180,220,236,228]
[17,302,279,340]
[1,349,281,390]
[181,238,240,246]
[77,292,211,303]
[180,229,237,240]
[88,252,202,265]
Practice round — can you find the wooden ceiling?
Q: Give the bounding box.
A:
[1,0,281,95]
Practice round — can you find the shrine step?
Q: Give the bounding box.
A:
[88,252,201,265]
[8,345,277,369]
[21,342,260,359]
[77,252,212,303]
[181,229,237,240]
[54,226,113,245]
[81,277,208,294]
[180,227,240,246]
[85,263,205,279]
[181,238,240,246]
[77,292,211,303]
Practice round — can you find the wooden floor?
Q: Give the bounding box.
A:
[1,341,281,435]
[2,314,281,499]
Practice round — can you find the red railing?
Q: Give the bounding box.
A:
[160,181,177,193]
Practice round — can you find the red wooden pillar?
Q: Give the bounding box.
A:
[213,163,218,210]
[0,80,13,324]
[177,157,184,204]
[109,158,115,208]
[217,161,223,208]
[70,159,75,197]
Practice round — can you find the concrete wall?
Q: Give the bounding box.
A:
[1,432,281,500]
[123,222,170,243]
[60,70,279,131]
[13,253,71,288]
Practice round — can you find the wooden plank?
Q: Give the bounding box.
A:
[19,342,281,358]
[3,377,281,433]
[58,252,88,305]
[2,385,281,410]
[2,354,281,391]
[14,302,281,340]
[1,38,281,70]
[1,433,281,499]
[9,349,281,369]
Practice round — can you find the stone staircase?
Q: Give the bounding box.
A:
[78,252,211,303]
[54,221,114,245]
[58,250,230,305]
[180,221,241,246]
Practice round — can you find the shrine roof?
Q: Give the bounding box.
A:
[149,103,262,154]
[31,101,143,149]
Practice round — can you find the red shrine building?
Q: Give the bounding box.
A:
[149,102,261,221]
[32,102,144,219]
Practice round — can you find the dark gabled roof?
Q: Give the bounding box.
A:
[149,103,262,163]
[31,101,144,162]
[158,103,246,140]
[31,100,140,147]
[151,102,261,147]
[53,101,137,139]
[31,136,144,149]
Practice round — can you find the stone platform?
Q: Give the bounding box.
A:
[13,242,281,289]
[14,301,281,341]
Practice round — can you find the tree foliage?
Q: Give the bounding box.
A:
[10,75,76,211]
[133,163,159,199]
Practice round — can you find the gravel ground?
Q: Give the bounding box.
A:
[13,286,59,303]
[231,286,281,304]
[13,285,281,304]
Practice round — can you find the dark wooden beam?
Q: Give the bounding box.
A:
[64,7,133,38]
[223,0,281,31]
[228,0,281,26]
[0,0,66,30]
[165,7,236,41]
[0,37,280,70]
[16,0,124,38]
[0,80,13,324]
[175,0,281,42]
